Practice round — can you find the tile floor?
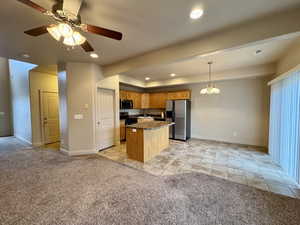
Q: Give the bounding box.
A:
[99,139,300,199]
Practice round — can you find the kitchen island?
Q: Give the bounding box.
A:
[126,121,174,162]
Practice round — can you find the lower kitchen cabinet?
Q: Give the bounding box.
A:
[120,119,126,141]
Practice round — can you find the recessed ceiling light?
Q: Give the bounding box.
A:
[255,50,262,55]
[21,53,30,58]
[190,9,204,20]
[145,77,151,81]
[90,53,99,58]
[170,73,176,77]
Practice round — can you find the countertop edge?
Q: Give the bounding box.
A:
[126,122,175,130]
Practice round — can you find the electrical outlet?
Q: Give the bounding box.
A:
[233,131,237,137]
[74,114,83,120]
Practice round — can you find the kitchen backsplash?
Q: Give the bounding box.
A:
[120,108,164,116]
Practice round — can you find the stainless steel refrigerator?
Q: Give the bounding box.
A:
[166,100,191,141]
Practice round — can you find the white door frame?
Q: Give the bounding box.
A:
[95,87,116,151]
[39,90,59,145]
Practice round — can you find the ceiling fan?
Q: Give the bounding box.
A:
[17,0,123,52]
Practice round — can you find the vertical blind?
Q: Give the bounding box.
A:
[269,70,300,184]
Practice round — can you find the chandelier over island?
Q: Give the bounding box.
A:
[200,62,221,95]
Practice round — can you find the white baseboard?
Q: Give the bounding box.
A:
[14,135,32,145]
[190,136,266,148]
[60,148,98,156]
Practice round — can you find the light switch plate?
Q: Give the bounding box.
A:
[74,114,83,120]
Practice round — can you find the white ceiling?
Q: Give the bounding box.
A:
[0,0,299,66]
[122,36,300,81]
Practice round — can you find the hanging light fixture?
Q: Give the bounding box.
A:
[200,62,220,95]
[47,23,87,47]
[47,25,62,41]
[58,23,74,38]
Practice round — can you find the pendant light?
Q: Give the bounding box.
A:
[200,62,220,95]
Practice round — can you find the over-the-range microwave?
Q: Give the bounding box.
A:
[120,99,133,109]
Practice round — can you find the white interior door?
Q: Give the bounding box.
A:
[41,91,60,144]
[96,88,115,150]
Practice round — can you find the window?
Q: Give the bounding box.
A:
[269,70,300,184]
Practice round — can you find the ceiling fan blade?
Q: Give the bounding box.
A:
[17,0,48,13]
[81,41,94,52]
[63,0,83,17]
[83,24,123,41]
[24,25,49,36]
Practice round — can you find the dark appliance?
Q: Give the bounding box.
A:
[120,112,129,120]
[120,112,139,141]
[120,99,133,109]
[126,117,138,125]
[166,100,191,141]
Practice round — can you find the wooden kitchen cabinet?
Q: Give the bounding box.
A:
[126,91,134,100]
[133,92,141,109]
[120,119,126,141]
[141,93,150,109]
[167,90,191,100]
[122,91,141,109]
[149,92,167,109]
[120,89,190,109]
[120,90,127,100]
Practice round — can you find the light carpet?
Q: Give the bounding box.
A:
[0,147,299,225]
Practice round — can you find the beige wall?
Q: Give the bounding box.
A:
[29,69,58,146]
[57,64,68,150]
[0,57,12,137]
[9,59,36,144]
[190,77,270,147]
[58,63,121,155]
[277,38,300,76]
[65,63,98,153]
[150,76,270,147]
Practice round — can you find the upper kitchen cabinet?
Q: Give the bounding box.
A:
[149,92,167,109]
[120,90,191,109]
[133,92,142,109]
[141,93,150,109]
[126,91,141,109]
[167,90,191,100]
[120,90,128,100]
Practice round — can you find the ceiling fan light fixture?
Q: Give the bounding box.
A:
[72,31,86,45]
[63,36,76,46]
[47,25,62,41]
[58,23,73,38]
